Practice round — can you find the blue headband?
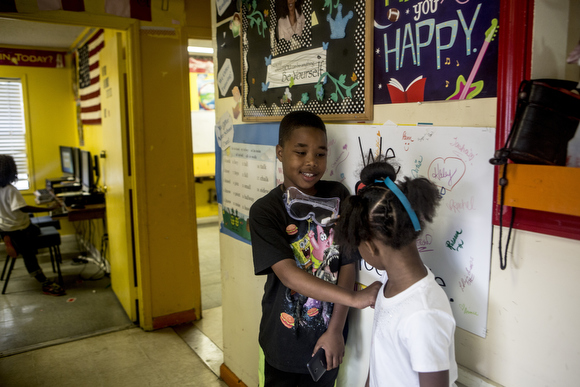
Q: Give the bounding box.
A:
[375,178,421,232]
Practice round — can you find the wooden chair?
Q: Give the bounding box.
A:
[1,226,64,294]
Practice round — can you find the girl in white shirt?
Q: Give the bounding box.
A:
[336,160,458,387]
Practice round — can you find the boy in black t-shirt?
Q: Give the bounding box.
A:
[249,111,381,386]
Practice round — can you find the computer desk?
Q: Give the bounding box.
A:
[40,191,106,222]
[52,203,106,222]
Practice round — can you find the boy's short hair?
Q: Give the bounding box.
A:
[278,111,326,146]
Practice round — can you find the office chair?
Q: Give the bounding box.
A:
[1,226,64,294]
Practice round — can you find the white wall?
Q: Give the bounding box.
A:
[216,1,580,386]
[456,230,580,386]
[531,0,579,80]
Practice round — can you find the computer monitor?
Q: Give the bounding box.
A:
[81,150,94,193]
[73,147,82,183]
[59,146,75,179]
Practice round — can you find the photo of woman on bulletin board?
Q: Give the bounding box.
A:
[276,0,305,41]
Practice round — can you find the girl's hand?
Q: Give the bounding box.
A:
[352,281,381,309]
[312,330,345,370]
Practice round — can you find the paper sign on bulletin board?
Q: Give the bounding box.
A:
[216,0,239,23]
[373,0,500,104]
[331,124,495,387]
[241,0,373,121]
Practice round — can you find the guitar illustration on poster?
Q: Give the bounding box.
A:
[447,18,499,100]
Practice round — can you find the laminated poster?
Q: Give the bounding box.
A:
[373,0,500,104]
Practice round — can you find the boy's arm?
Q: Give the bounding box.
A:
[271,259,379,309]
[313,262,356,370]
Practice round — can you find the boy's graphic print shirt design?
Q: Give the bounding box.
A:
[281,215,341,333]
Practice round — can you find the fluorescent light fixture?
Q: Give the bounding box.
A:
[188,46,214,54]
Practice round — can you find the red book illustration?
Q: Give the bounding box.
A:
[387,76,427,103]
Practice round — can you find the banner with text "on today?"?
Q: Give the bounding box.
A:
[0,48,65,68]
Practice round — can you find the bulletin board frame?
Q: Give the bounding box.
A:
[241,0,373,122]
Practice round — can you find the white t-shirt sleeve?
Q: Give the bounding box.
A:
[9,186,27,212]
[402,310,456,373]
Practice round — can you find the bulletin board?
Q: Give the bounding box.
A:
[241,0,373,121]
[217,18,242,99]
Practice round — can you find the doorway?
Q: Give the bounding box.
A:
[0,19,134,356]
[188,38,222,346]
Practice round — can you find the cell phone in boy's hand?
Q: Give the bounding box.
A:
[307,348,327,382]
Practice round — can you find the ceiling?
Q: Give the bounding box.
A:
[0,18,86,50]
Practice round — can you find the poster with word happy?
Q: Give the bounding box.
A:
[374,0,500,104]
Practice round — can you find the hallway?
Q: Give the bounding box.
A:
[0,326,227,386]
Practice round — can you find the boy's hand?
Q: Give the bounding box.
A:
[312,331,344,370]
[352,281,381,309]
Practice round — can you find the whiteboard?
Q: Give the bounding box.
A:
[324,124,495,387]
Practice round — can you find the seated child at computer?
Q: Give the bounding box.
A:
[0,155,65,296]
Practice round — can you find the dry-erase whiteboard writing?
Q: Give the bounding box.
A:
[326,124,495,387]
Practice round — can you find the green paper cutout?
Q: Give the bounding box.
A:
[315,72,358,102]
[244,0,267,38]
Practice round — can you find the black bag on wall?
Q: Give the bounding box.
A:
[491,79,580,166]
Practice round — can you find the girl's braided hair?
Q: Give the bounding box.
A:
[0,155,18,188]
[336,161,441,253]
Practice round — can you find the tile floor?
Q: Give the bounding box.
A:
[0,221,225,387]
[0,327,227,386]
[0,235,133,357]
[197,221,223,311]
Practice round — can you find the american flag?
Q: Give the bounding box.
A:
[77,29,104,126]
